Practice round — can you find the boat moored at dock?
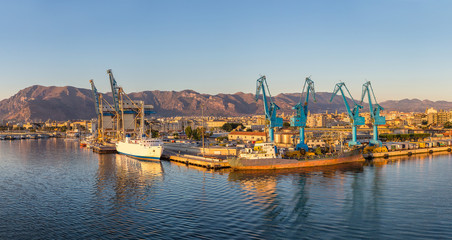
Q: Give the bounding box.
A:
[229,145,364,170]
[116,136,164,161]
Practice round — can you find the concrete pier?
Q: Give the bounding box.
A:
[162,152,230,169]
[92,145,117,154]
[365,146,452,159]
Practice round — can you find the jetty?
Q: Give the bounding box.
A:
[92,144,117,154]
[162,150,230,169]
[365,146,452,159]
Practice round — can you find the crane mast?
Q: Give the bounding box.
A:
[89,79,100,116]
[360,81,385,146]
[107,69,120,113]
[330,82,365,146]
[107,69,122,139]
[290,77,316,151]
[89,79,103,142]
[255,76,283,142]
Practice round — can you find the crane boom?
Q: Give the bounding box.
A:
[89,79,103,142]
[89,79,100,116]
[330,82,365,146]
[107,69,120,113]
[255,76,283,142]
[290,77,316,151]
[361,81,385,146]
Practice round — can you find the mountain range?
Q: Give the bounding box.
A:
[1,85,451,122]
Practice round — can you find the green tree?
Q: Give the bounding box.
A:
[221,123,245,132]
[216,136,228,142]
[379,133,431,142]
[192,128,201,141]
[185,126,193,139]
[444,121,452,129]
[314,147,322,155]
[151,130,159,138]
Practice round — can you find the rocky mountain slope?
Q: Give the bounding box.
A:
[0,86,95,121]
[1,85,451,121]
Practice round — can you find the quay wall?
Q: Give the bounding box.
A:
[369,146,452,159]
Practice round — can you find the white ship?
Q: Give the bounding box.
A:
[116,136,164,161]
[239,142,277,159]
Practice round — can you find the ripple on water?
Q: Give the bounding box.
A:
[1,140,452,239]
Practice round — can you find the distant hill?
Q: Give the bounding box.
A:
[1,85,452,121]
[379,99,452,113]
[0,85,95,122]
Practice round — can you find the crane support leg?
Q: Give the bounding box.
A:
[295,127,309,151]
[300,127,305,144]
[370,125,382,146]
[349,125,361,146]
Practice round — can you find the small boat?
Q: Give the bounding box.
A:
[7,135,17,140]
[116,136,164,161]
[229,143,364,170]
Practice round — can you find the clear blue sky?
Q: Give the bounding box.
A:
[0,0,451,101]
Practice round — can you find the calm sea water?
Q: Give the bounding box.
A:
[1,139,452,239]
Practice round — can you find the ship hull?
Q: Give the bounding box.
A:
[116,141,163,161]
[229,149,364,170]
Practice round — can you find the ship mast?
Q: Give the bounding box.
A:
[140,102,145,139]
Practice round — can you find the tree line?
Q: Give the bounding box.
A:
[379,133,431,142]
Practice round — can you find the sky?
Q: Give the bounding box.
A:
[0,0,451,101]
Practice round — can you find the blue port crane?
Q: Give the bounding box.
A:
[290,77,316,151]
[330,82,365,146]
[255,76,283,142]
[360,81,385,146]
[89,79,100,116]
[107,69,120,113]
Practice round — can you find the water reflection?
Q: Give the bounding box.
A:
[228,163,365,188]
[94,154,163,210]
[228,163,367,238]
[2,139,451,239]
